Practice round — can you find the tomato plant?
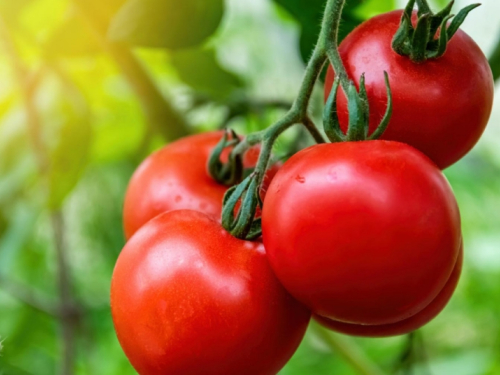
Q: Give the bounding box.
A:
[315,245,463,337]
[111,210,310,375]
[324,10,494,169]
[123,131,277,239]
[111,0,488,373]
[262,141,462,325]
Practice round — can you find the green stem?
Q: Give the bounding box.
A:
[303,116,326,144]
[321,0,351,93]
[238,0,350,182]
[218,0,358,238]
[291,49,328,115]
[490,32,500,82]
[224,0,350,155]
[251,111,300,189]
[311,322,387,375]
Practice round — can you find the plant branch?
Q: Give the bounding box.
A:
[311,322,387,375]
[214,0,361,238]
[51,211,80,375]
[320,0,351,93]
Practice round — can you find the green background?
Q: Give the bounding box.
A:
[0,0,499,374]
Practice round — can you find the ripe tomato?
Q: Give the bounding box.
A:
[123,131,278,239]
[262,141,461,326]
[324,10,494,169]
[315,245,463,337]
[111,210,310,375]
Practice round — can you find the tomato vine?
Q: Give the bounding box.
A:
[210,0,393,240]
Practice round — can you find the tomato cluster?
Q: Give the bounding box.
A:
[114,132,306,375]
[110,4,493,375]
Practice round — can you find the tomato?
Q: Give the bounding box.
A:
[123,131,278,239]
[262,141,461,326]
[324,10,494,169]
[111,210,310,375]
[315,245,463,337]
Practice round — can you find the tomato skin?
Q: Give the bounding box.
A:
[324,10,494,169]
[262,141,461,326]
[111,210,310,375]
[123,132,277,239]
[315,245,463,337]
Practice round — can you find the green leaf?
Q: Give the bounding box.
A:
[107,0,224,49]
[47,102,92,209]
[169,48,244,100]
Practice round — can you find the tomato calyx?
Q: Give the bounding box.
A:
[324,72,393,142]
[208,128,247,186]
[222,172,263,240]
[392,0,480,63]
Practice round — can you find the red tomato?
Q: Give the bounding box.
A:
[123,131,278,239]
[112,210,310,375]
[315,245,463,337]
[324,10,494,169]
[262,141,461,326]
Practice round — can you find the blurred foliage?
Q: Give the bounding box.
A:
[0,0,499,374]
[108,0,224,49]
[47,99,91,209]
[169,48,244,101]
[45,15,101,58]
